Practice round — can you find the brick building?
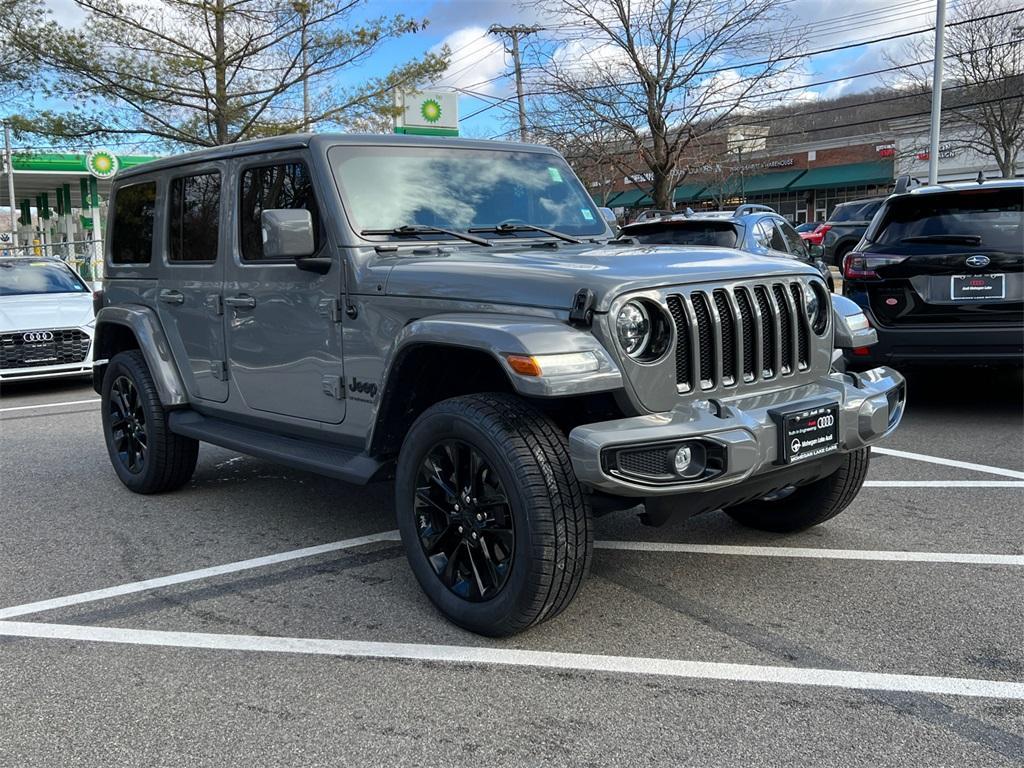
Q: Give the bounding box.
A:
[607,135,896,224]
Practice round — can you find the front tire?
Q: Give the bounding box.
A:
[725,448,870,532]
[395,394,592,637]
[101,350,198,494]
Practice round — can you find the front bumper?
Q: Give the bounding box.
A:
[569,365,905,498]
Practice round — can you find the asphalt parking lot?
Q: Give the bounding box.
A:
[1,366,1022,767]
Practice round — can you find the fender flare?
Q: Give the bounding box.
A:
[385,313,623,399]
[93,305,189,406]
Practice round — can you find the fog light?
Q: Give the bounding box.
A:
[673,445,693,476]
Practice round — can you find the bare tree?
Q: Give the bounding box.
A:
[523,0,801,210]
[898,0,1023,178]
[10,0,448,148]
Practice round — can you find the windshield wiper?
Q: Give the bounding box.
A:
[899,234,983,245]
[360,224,492,247]
[468,222,583,244]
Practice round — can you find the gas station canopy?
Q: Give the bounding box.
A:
[1,151,160,209]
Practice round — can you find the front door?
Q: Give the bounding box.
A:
[155,167,228,402]
[223,156,346,424]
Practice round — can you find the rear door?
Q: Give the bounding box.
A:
[856,187,1023,325]
[155,166,228,402]
[222,154,345,424]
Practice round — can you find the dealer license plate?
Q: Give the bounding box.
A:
[951,273,1005,301]
[22,343,58,364]
[778,403,839,464]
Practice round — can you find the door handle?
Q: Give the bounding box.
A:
[224,295,256,309]
[158,289,185,305]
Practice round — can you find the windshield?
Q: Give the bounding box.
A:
[0,260,89,296]
[866,188,1023,252]
[625,221,739,247]
[329,145,606,239]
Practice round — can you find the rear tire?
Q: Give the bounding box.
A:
[725,448,870,532]
[101,350,198,494]
[395,393,592,637]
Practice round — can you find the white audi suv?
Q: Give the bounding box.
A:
[0,257,95,383]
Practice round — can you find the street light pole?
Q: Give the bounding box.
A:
[4,123,16,242]
[928,0,947,185]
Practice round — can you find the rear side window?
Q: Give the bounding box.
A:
[169,172,221,263]
[111,181,156,264]
[239,162,320,261]
[868,188,1024,250]
[756,220,786,251]
[829,200,877,223]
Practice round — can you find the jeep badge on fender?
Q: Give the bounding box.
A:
[92,134,905,637]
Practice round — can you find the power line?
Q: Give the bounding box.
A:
[460,7,1021,123]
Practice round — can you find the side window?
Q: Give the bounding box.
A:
[169,172,221,262]
[765,220,788,252]
[753,220,773,248]
[239,162,321,261]
[110,181,156,264]
[777,220,808,257]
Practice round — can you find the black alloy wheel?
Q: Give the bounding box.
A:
[100,349,198,494]
[109,374,148,474]
[414,439,515,601]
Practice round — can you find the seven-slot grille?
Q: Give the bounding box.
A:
[0,328,91,369]
[668,281,812,393]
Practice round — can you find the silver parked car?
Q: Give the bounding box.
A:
[93,134,905,636]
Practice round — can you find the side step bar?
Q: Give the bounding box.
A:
[168,411,388,485]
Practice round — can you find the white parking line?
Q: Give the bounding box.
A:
[865,480,1024,488]
[1,531,1020,622]
[593,541,1024,565]
[0,620,1021,700]
[0,531,402,620]
[873,447,1024,480]
[0,398,99,413]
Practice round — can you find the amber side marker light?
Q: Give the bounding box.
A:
[506,354,543,377]
[505,352,601,377]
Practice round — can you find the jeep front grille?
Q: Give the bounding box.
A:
[668,280,812,393]
[0,328,91,369]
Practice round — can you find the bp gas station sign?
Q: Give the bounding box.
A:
[86,149,120,178]
[394,90,459,137]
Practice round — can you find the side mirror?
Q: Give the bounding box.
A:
[807,243,825,259]
[831,294,877,349]
[261,209,330,274]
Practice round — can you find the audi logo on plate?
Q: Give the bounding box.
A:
[22,331,55,343]
[817,414,835,428]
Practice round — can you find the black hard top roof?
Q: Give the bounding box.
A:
[115,133,560,179]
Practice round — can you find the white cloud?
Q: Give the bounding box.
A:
[430,26,508,96]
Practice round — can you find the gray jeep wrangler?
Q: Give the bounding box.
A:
[93,134,905,636]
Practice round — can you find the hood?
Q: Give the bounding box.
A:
[0,292,94,333]
[381,242,816,312]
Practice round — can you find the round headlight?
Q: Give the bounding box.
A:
[616,301,651,358]
[805,283,829,335]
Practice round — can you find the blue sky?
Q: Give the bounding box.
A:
[36,0,946,148]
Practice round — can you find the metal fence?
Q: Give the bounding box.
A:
[1,239,104,280]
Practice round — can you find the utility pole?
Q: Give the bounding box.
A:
[293,1,311,132]
[928,0,947,185]
[489,25,540,142]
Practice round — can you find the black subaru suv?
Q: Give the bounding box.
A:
[842,180,1023,367]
